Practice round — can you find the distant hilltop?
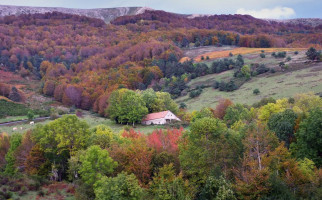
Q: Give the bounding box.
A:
[0,4,321,27]
[0,5,154,23]
[267,18,322,27]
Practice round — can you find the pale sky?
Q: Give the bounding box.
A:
[0,0,321,19]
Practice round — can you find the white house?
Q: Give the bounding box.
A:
[142,110,181,125]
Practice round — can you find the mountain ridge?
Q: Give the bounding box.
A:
[0,4,321,27]
[0,5,153,23]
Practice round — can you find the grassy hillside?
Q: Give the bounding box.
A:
[177,63,322,111]
[176,48,322,111]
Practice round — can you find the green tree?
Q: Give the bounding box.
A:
[291,108,322,167]
[236,54,244,68]
[149,164,194,200]
[79,145,117,187]
[192,107,214,122]
[224,104,251,127]
[268,109,297,147]
[306,47,321,61]
[27,110,35,121]
[31,115,90,179]
[179,102,187,109]
[90,125,120,149]
[241,65,251,79]
[107,89,148,125]
[94,172,143,200]
[199,176,236,200]
[179,118,242,185]
[33,115,90,156]
[141,88,158,113]
[4,134,22,175]
[154,92,179,114]
[253,88,260,95]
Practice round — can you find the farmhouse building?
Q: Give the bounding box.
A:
[142,110,181,125]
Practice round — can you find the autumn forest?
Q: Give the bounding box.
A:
[0,7,321,200]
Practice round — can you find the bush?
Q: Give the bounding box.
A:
[288,97,295,104]
[206,56,209,60]
[256,64,269,75]
[179,102,187,109]
[253,88,260,95]
[270,68,276,73]
[27,110,35,121]
[218,81,238,92]
[294,51,298,55]
[306,47,321,61]
[189,89,202,98]
[286,56,291,61]
[201,56,204,60]
[212,81,220,89]
[229,52,233,57]
[252,97,276,108]
[260,53,265,58]
[272,51,286,58]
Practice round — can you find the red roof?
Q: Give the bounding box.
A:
[142,111,169,121]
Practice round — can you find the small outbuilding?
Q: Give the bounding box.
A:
[142,110,181,125]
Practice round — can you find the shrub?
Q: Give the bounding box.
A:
[253,88,260,95]
[294,51,299,55]
[206,56,209,60]
[229,52,233,57]
[189,89,202,98]
[288,97,295,104]
[256,64,269,75]
[252,97,276,108]
[306,47,321,61]
[27,110,35,121]
[212,81,220,89]
[260,53,265,58]
[270,68,276,73]
[201,56,204,60]
[286,56,291,61]
[179,102,187,109]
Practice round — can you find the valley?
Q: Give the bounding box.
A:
[0,3,321,200]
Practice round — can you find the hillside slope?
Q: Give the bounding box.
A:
[0,5,153,23]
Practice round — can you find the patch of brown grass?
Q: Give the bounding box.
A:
[195,47,306,62]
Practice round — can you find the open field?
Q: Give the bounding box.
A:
[0,114,169,135]
[194,47,306,62]
[176,63,322,111]
[188,70,234,90]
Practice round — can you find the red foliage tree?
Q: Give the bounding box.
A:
[108,136,153,185]
[43,80,56,96]
[62,85,83,107]
[147,128,184,154]
[14,130,34,171]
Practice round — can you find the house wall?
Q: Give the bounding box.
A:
[142,111,181,125]
[142,118,166,125]
[164,111,181,121]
